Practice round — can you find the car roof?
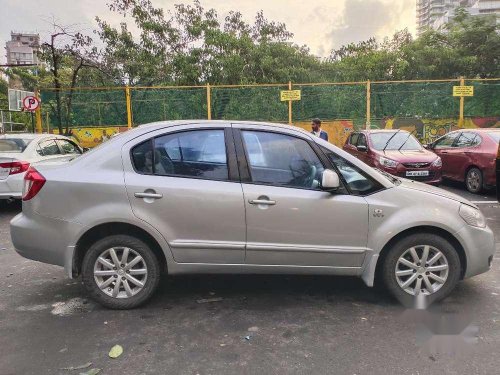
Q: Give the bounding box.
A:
[356,129,410,134]
[0,133,59,140]
[461,128,500,132]
[138,120,313,135]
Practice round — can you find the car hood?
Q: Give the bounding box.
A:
[375,149,437,163]
[398,178,477,208]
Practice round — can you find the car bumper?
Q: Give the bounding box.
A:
[10,211,84,278]
[455,223,496,279]
[0,174,24,199]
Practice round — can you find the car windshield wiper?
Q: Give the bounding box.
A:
[376,168,401,185]
[397,130,416,151]
[382,129,401,152]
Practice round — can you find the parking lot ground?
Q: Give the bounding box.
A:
[0,185,499,375]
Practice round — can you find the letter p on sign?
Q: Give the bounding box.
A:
[22,96,40,112]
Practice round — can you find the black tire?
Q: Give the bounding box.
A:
[465,167,483,194]
[382,233,461,307]
[82,235,161,309]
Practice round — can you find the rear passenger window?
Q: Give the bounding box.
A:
[38,140,61,156]
[57,139,81,154]
[131,130,228,180]
[455,133,481,148]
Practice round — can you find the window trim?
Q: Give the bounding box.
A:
[234,128,348,193]
[129,128,238,183]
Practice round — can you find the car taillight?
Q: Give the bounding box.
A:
[0,161,30,175]
[22,167,46,201]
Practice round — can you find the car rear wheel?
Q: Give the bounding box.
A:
[82,235,161,309]
[382,233,461,306]
[465,167,483,194]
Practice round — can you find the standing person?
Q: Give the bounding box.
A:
[311,118,328,141]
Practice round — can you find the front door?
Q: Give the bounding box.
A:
[432,132,460,178]
[234,126,369,268]
[123,125,246,264]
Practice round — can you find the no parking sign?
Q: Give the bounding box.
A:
[22,96,40,112]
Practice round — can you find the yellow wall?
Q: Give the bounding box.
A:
[294,120,354,147]
[52,127,125,148]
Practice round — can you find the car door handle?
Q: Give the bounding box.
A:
[134,192,163,199]
[249,199,276,205]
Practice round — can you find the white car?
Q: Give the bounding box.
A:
[0,133,82,200]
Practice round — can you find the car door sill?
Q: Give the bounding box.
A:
[169,262,363,276]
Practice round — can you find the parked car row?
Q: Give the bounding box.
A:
[0,134,83,200]
[343,128,500,194]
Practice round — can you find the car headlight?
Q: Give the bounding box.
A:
[432,157,442,167]
[459,204,486,228]
[379,156,398,168]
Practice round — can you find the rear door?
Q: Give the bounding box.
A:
[234,125,369,268]
[123,123,246,264]
[446,132,482,181]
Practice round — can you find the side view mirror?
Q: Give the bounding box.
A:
[321,169,340,191]
[357,145,367,152]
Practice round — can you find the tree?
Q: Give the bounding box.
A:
[39,22,100,134]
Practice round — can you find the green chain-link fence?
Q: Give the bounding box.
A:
[40,79,500,131]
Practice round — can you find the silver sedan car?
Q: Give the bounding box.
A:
[10,121,495,309]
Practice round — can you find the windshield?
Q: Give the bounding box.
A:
[0,138,31,153]
[370,132,422,151]
[487,132,500,143]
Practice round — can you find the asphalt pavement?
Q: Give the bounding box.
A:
[0,182,499,375]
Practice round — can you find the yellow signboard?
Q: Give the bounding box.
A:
[453,86,474,97]
[280,90,301,101]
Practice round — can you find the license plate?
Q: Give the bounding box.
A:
[406,170,429,177]
[0,167,9,179]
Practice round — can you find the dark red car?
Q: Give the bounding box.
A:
[427,129,500,194]
[343,130,442,184]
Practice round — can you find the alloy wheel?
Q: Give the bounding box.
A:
[395,245,449,296]
[467,169,481,192]
[93,247,148,298]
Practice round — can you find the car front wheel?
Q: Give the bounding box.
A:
[82,235,161,309]
[382,233,461,306]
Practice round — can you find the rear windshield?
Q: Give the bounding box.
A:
[0,138,31,153]
[370,132,422,151]
[487,132,500,143]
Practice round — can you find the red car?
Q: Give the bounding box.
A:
[428,129,500,194]
[343,130,442,184]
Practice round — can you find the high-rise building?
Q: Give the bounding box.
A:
[416,0,499,34]
[468,0,500,17]
[5,32,40,66]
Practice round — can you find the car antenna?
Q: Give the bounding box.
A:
[397,129,416,152]
[382,129,401,153]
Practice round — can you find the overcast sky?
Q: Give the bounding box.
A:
[2,0,416,62]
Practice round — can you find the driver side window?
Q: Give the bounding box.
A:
[241,130,324,190]
[434,132,459,149]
